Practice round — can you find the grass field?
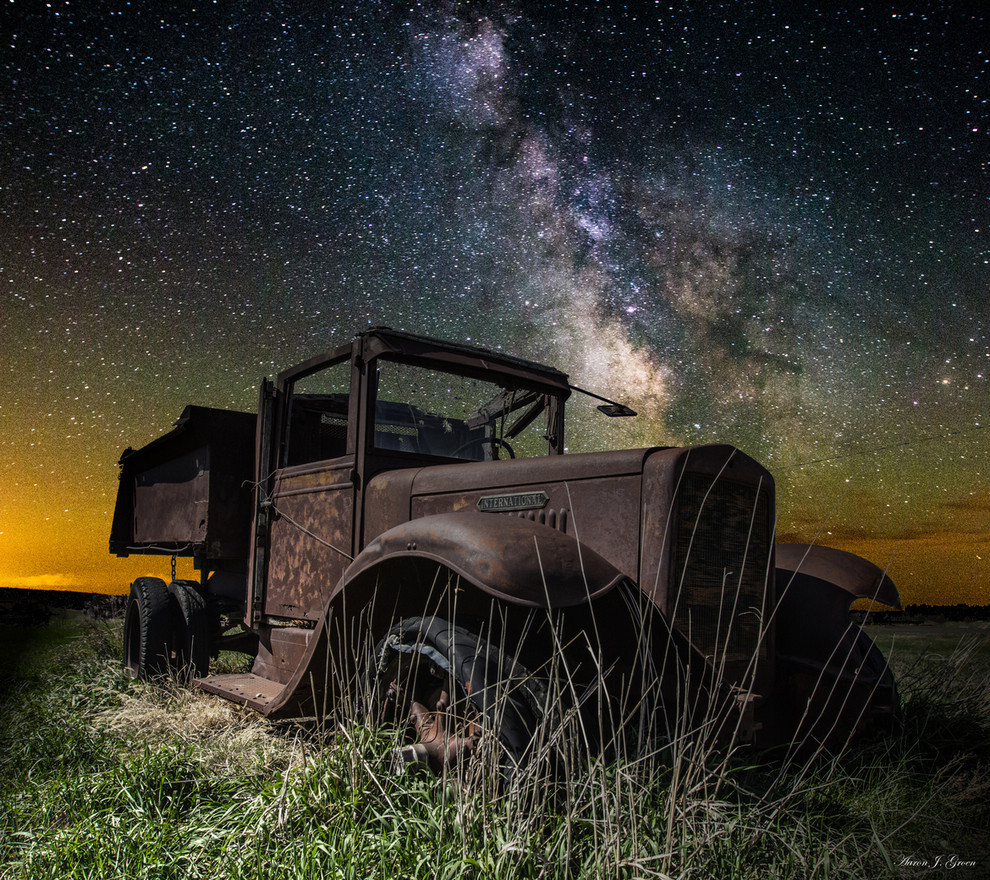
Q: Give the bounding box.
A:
[865,621,990,672]
[1,614,987,879]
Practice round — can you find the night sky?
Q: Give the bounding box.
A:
[1,2,987,605]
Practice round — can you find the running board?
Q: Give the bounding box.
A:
[195,623,330,718]
[195,672,287,714]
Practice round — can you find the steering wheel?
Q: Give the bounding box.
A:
[450,436,516,460]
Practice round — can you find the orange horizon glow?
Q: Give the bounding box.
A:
[1,506,984,607]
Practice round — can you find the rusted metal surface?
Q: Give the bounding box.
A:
[407,447,651,494]
[195,672,285,713]
[342,511,625,609]
[772,545,899,744]
[380,666,482,775]
[410,464,643,584]
[251,625,316,685]
[406,698,480,773]
[110,405,255,559]
[776,543,900,609]
[671,469,773,690]
[360,328,572,400]
[264,461,356,621]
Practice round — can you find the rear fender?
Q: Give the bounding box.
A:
[340,511,625,609]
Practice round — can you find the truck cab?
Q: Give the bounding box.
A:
[249,328,571,626]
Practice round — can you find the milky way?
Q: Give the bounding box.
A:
[1,3,987,602]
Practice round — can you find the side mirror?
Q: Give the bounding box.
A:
[597,404,638,417]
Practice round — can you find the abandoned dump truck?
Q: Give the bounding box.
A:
[110,327,898,773]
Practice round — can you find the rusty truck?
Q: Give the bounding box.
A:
[110,327,898,774]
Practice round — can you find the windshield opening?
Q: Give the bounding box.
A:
[372,359,556,461]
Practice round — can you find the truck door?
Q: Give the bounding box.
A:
[257,356,357,622]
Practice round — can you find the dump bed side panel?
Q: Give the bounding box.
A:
[110,406,256,560]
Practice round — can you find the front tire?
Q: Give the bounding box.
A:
[369,616,547,783]
[123,577,173,679]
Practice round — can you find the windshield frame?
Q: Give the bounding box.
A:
[366,353,567,462]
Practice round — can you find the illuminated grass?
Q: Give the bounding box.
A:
[0,616,987,879]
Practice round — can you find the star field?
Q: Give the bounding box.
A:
[1,2,987,603]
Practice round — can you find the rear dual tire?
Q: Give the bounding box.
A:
[168,579,211,679]
[123,577,172,678]
[123,577,211,681]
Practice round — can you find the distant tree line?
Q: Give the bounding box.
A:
[0,587,125,626]
[852,603,990,624]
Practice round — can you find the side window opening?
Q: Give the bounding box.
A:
[283,360,351,466]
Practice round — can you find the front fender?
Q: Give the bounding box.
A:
[776,543,900,610]
[769,543,900,746]
[341,511,625,608]
[775,543,900,662]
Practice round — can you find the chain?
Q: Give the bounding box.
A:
[170,554,177,582]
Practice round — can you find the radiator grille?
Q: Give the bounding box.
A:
[671,473,771,662]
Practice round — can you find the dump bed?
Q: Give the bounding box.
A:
[109,405,256,561]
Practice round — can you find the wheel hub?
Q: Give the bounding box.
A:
[383,662,482,774]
